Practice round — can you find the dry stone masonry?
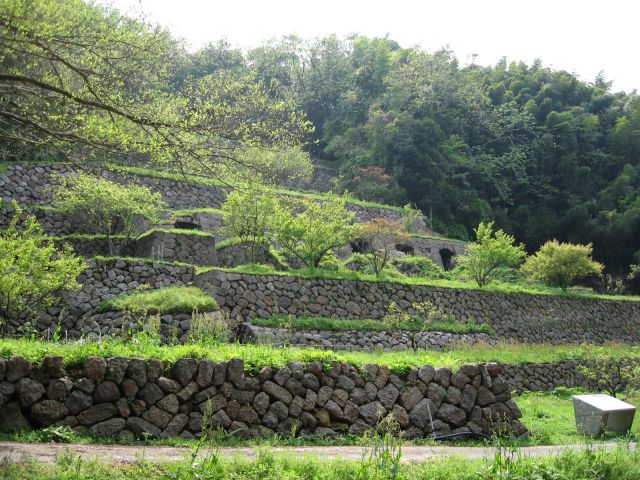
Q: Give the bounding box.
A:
[0,356,527,439]
[196,270,640,344]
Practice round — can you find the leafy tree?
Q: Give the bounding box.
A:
[219,183,278,263]
[577,352,640,398]
[521,240,604,291]
[458,222,526,287]
[54,173,165,254]
[0,0,310,175]
[273,195,359,268]
[0,203,84,334]
[359,219,408,277]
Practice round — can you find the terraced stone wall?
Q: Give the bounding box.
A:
[196,270,640,344]
[0,356,527,440]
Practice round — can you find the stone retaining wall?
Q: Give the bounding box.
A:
[0,164,430,232]
[133,231,217,266]
[0,356,526,439]
[5,260,193,337]
[238,323,495,351]
[195,270,640,344]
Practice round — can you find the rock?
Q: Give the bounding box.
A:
[198,394,227,414]
[78,403,117,426]
[93,381,120,403]
[237,406,259,425]
[460,385,477,413]
[418,365,435,385]
[505,400,522,419]
[0,401,32,433]
[157,394,179,414]
[359,401,385,425]
[262,380,292,405]
[16,378,45,407]
[301,373,320,391]
[284,377,305,397]
[47,378,73,402]
[177,382,199,403]
[75,378,95,394]
[115,398,130,418]
[43,356,65,379]
[400,386,423,411]
[209,410,232,429]
[437,403,467,428]
[143,406,173,429]
[146,359,163,382]
[160,414,189,438]
[90,418,125,437]
[433,367,451,388]
[252,392,270,416]
[315,427,337,438]
[450,372,470,389]
[126,358,147,387]
[289,395,305,417]
[390,405,410,428]
[304,389,317,411]
[377,383,400,409]
[157,376,182,394]
[172,359,198,386]
[300,411,317,429]
[138,383,164,407]
[126,417,161,439]
[476,386,497,407]
[409,399,436,430]
[226,359,245,387]
[445,386,462,406]
[427,383,446,408]
[262,411,278,429]
[459,364,479,378]
[479,364,492,389]
[84,357,107,382]
[273,366,291,386]
[213,362,227,386]
[65,390,92,415]
[269,401,289,421]
[30,400,69,426]
[117,430,135,442]
[105,357,129,384]
[336,375,355,392]
[491,377,509,395]
[6,357,31,382]
[195,360,215,388]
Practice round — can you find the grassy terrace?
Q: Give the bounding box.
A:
[98,286,218,315]
[251,315,495,335]
[4,444,640,479]
[1,339,638,373]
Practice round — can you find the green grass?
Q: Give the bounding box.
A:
[251,315,495,335]
[97,286,218,315]
[214,263,640,302]
[108,164,406,212]
[518,387,640,445]
[136,227,214,240]
[170,207,223,217]
[2,338,639,375]
[3,442,640,479]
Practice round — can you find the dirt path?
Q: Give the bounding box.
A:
[0,441,634,464]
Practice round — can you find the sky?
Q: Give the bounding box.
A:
[106,0,639,93]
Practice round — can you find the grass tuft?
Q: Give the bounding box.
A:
[98,286,218,315]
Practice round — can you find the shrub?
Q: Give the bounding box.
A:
[54,173,165,254]
[457,222,526,287]
[273,195,360,268]
[521,240,604,291]
[577,353,640,398]
[401,203,423,234]
[359,219,409,277]
[219,182,278,263]
[0,204,84,334]
[391,256,444,279]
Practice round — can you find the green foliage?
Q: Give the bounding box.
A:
[252,315,494,335]
[457,222,526,287]
[0,0,310,173]
[382,301,454,331]
[232,146,313,185]
[391,256,444,279]
[401,204,423,234]
[0,204,84,334]
[54,173,165,254]
[577,352,640,398]
[359,219,409,277]
[522,240,604,291]
[273,195,360,268]
[98,286,219,315]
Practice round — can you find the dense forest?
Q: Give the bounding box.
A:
[177,36,639,274]
[1,1,638,275]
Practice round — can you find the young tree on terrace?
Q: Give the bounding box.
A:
[521,240,604,291]
[360,219,409,277]
[54,173,165,255]
[0,0,311,179]
[458,222,526,287]
[0,203,84,335]
[273,196,360,268]
[219,182,278,263]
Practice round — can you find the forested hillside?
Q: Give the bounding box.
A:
[178,36,639,274]
[1,0,638,274]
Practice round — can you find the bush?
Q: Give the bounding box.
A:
[391,256,444,279]
[359,219,409,277]
[522,240,604,291]
[99,286,219,315]
[401,203,423,233]
[219,183,278,263]
[0,204,84,334]
[577,353,640,398]
[54,173,165,254]
[273,195,360,268]
[457,222,526,287]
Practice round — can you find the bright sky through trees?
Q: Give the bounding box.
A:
[106,0,639,93]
